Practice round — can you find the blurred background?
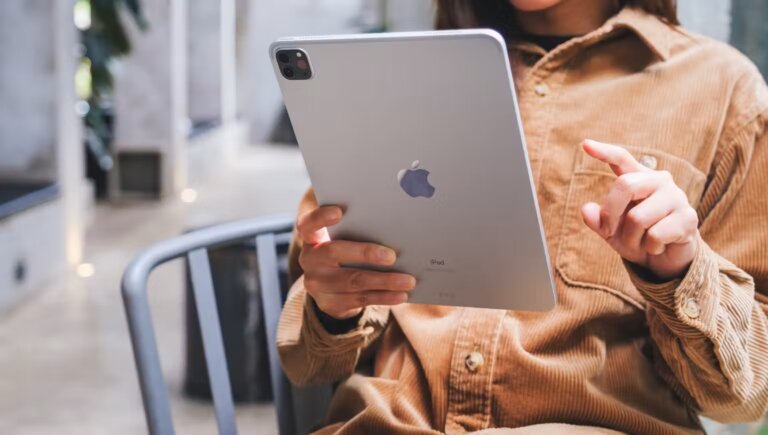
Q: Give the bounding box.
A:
[0,0,765,434]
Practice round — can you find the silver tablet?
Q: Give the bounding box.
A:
[271,30,556,311]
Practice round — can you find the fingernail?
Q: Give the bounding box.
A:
[378,248,397,264]
[398,275,416,289]
[326,207,342,220]
[397,293,409,303]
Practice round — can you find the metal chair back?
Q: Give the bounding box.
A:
[121,214,325,435]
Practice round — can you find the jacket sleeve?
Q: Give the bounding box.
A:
[627,103,768,422]
[277,187,390,385]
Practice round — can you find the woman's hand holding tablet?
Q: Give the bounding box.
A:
[297,205,417,320]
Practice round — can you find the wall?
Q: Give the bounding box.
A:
[0,0,56,179]
[386,0,433,31]
[113,0,188,195]
[187,0,237,125]
[240,0,433,143]
[188,0,224,124]
[0,0,84,310]
[730,0,768,77]
[677,0,732,42]
[113,0,187,150]
[241,0,363,143]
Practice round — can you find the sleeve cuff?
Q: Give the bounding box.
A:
[302,293,390,356]
[624,234,721,338]
[313,301,364,335]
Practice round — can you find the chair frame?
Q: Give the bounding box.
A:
[121,214,297,435]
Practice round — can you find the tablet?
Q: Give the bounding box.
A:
[270,30,556,311]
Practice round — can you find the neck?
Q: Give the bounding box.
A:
[514,0,619,36]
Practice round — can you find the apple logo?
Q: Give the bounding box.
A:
[397,160,435,198]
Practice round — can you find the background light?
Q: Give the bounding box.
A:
[180,188,198,203]
[73,0,91,30]
[76,263,95,278]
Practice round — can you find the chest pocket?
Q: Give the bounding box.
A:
[555,145,707,308]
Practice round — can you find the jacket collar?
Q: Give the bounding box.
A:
[509,6,677,61]
[609,6,676,61]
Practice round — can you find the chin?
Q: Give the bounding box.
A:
[508,0,563,11]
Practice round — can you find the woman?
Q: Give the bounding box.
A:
[278,0,768,433]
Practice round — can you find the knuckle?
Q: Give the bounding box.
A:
[615,174,635,193]
[357,292,369,307]
[296,210,312,232]
[658,170,673,182]
[626,209,645,227]
[620,146,632,156]
[298,250,310,269]
[617,147,633,161]
[323,241,339,259]
[684,207,700,227]
[689,207,700,223]
[645,228,662,244]
[348,271,366,290]
[362,244,378,262]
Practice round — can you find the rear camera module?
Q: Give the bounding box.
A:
[276,49,312,80]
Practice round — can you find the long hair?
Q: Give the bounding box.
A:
[435,0,678,39]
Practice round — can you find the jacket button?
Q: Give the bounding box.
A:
[682,298,701,319]
[533,83,549,97]
[465,351,485,372]
[639,154,658,170]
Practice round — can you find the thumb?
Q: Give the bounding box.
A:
[581,202,603,236]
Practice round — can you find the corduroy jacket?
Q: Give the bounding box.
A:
[278,7,768,434]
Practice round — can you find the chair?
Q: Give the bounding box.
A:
[121,214,331,435]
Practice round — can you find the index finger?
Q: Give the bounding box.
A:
[581,139,648,176]
[297,205,343,245]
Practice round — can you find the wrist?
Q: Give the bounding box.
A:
[626,232,703,285]
[643,232,699,281]
[310,298,363,335]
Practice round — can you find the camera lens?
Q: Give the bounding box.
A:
[282,67,294,78]
[277,52,290,63]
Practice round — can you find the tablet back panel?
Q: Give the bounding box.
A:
[271,30,555,311]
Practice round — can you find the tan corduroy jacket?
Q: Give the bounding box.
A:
[277,7,768,434]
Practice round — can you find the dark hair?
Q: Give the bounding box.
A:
[435,0,678,39]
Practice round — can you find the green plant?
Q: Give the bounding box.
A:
[82,0,147,98]
[77,0,147,196]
